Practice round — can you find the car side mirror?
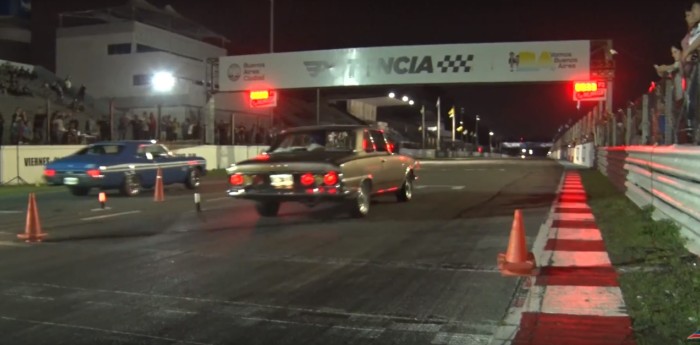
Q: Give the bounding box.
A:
[145,152,154,160]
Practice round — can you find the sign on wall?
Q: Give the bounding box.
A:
[219,40,590,91]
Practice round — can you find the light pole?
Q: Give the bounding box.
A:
[489,131,494,153]
[475,115,480,147]
[151,71,176,141]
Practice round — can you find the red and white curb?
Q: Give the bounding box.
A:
[490,171,636,345]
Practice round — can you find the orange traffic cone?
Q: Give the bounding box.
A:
[497,209,536,276]
[98,192,107,209]
[17,193,47,243]
[154,168,164,202]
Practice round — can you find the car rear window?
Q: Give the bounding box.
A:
[272,130,356,152]
[75,145,124,155]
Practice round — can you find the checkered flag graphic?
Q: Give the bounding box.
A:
[437,54,474,73]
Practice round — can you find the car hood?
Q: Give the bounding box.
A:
[238,151,355,165]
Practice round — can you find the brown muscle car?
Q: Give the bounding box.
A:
[226,125,419,217]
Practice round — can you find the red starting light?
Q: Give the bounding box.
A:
[229,173,244,186]
[250,90,270,100]
[574,81,597,92]
[300,173,315,186]
[86,169,102,178]
[249,90,277,108]
[44,169,56,177]
[323,171,338,186]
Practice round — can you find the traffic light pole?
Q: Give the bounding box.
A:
[316,88,320,125]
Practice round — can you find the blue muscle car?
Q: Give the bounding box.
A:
[43,140,206,196]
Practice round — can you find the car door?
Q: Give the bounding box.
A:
[135,144,158,187]
[150,144,182,184]
[372,131,406,188]
[367,130,394,190]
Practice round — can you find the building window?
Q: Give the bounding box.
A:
[133,74,151,86]
[107,43,131,55]
[136,44,163,53]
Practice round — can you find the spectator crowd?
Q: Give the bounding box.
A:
[653,1,700,143]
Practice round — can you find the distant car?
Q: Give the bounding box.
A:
[226,125,419,217]
[43,140,206,196]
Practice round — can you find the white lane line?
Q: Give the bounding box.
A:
[0,210,22,214]
[431,332,492,345]
[80,210,141,221]
[90,207,113,212]
[0,241,25,247]
[205,197,229,202]
[0,315,213,345]
[415,185,466,190]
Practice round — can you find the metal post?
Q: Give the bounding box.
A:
[230,112,235,145]
[421,105,425,149]
[474,116,479,147]
[109,99,114,141]
[46,98,51,144]
[269,0,274,53]
[451,111,455,142]
[436,97,441,150]
[663,79,674,144]
[611,113,617,146]
[641,94,650,145]
[316,88,320,125]
[625,107,632,145]
[157,103,162,141]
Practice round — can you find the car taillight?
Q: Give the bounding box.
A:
[44,169,56,177]
[323,171,338,186]
[230,173,244,186]
[387,143,394,153]
[300,173,315,186]
[86,169,101,178]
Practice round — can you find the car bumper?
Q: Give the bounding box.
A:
[44,174,104,188]
[227,186,354,202]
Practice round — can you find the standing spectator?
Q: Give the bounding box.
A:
[182,118,190,140]
[64,75,72,91]
[0,112,4,145]
[76,84,86,103]
[118,113,128,140]
[149,112,156,139]
[142,114,150,139]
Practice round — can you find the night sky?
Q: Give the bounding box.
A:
[32,0,691,141]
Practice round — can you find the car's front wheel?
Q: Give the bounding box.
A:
[68,186,90,196]
[120,174,141,197]
[349,182,371,218]
[255,201,280,217]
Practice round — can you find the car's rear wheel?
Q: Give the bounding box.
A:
[120,174,141,197]
[184,168,201,189]
[255,201,280,217]
[396,175,413,202]
[68,186,90,196]
[349,182,371,218]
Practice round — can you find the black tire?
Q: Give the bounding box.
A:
[255,201,280,217]
[120,174,141,197]
[184,168,201,190]
[68,186,90,196]
[396,176,413,202]
[349,182,371,218]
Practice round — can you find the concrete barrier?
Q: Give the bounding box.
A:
[0,144,270,185]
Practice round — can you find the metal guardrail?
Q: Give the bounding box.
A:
[596,146,700,255]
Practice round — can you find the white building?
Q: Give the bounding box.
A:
[55,0,267,143]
